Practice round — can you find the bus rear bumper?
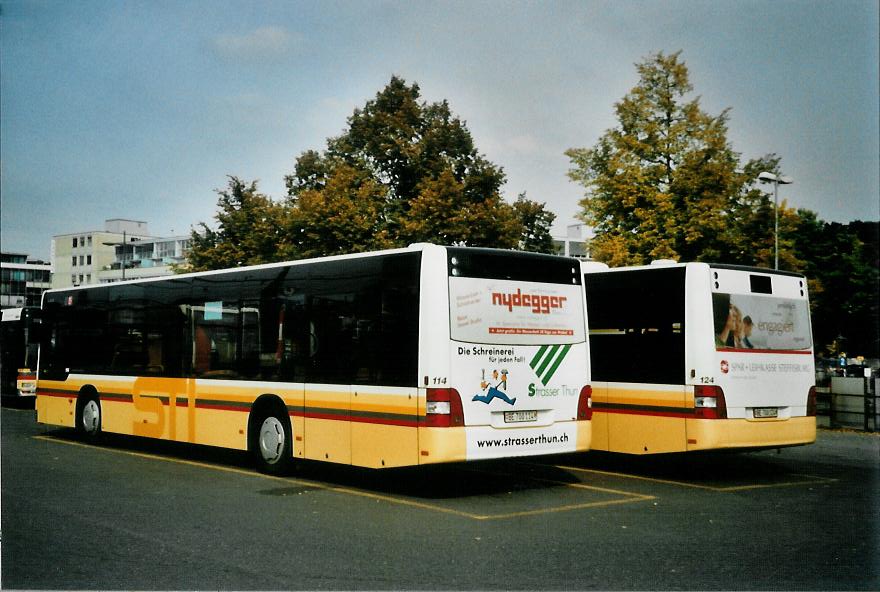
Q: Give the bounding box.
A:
[685,416,816,451]
[418,420,591,465]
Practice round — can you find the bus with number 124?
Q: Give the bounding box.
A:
[34,244,592,471]
[582,261,816,454]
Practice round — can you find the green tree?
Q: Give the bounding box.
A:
[185,177,287,272]
[790,216,880,358]
[191,78,559,269]
[514,193,556,253]
[399,168,521,248]
[283,163,395,259]
[286,76,534,251]
[566,51,778,266]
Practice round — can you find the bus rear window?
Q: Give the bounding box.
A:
[447,248,580,285]
[713,293,812,351]
[749,274,772,294]
[585,268,686,384]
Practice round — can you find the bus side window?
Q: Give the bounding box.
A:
[281,297,309,382]
[193,324,212,376]
[308,293,355,384]
[191,301,240,379]
[239,304,260,378]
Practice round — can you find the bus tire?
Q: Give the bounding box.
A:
[75,391,102,439]
[249,402,293,475]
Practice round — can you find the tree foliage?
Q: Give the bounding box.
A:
[285,76,552,253]
[514,192,557,253]
[189,78,559,277]
[791,216,879,358]
[283,163,395,260]
[567,51,783,266]
[567,51,879,357]
[186,177,287,272]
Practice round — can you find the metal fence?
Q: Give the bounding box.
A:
[816,376,879,432]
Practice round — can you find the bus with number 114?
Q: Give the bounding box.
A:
[34,244,593,471]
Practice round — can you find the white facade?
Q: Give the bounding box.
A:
[51,220,151,289]
[98,235,191,283]
[0,253,52,308]
[51,220,190,288]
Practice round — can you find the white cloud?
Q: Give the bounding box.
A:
[506,134,543,156]
[211,26,299,60]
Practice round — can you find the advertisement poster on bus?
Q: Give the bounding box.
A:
[712,292,814,398]
[712,292,812,352]
[449,277,585,346]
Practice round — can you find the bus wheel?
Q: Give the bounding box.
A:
[251,409,292,475]
[76,395,102,439]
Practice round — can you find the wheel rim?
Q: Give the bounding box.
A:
[258,416,285,464]
[82,400,100,434]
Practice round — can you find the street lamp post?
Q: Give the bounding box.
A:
[102,230,128,280]
[757,172,793,270]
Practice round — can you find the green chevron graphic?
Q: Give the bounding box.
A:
[529,344,572,385]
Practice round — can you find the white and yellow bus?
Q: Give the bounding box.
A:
[35,244,592,471]
[582,261,816,454]
[1,307,39,398]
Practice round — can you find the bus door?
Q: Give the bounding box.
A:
[302,291,353,464]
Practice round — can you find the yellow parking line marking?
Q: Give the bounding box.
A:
[552,463,837,491]
[554,464,720,490]
[455,466,655,519]
[34,435,289,480]
[712,475,838,492]
[32,435,650,519]
[33,435,480,518]
[323,486,483,519]
[477,495,655,521]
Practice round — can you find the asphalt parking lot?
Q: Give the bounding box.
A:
[2,400,878,590]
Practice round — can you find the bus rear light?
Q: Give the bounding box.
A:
[17,370,37,394]
[577,385,593,420]
[694,385,727,419]
[426,401,451,415]
[424,388,464,427]
[806,386,817,417]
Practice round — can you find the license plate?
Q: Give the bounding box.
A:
[504,410,538,423]
[753,407,778,418]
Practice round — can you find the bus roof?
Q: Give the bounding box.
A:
[583,261,806,280]
[41,244,584,297]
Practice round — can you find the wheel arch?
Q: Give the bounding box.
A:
[247,393,291,452]
[75,384,100,414]
[75,384,102,436]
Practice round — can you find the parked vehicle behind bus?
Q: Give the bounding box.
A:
[1,307,38,398]
[582,261,815,454]
[34,244,592,471]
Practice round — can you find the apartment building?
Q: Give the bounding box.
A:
[98,234,191,283]
[51,219,150,288]
[0,253,52,308]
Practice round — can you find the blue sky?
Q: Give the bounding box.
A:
[2,0,878,260]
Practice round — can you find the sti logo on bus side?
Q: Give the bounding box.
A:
[492,289,567,314]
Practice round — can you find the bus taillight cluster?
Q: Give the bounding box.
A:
[425,388,465,427]
[694,385,727,419]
